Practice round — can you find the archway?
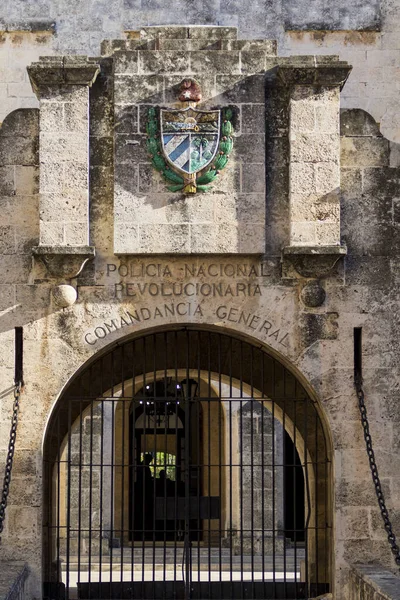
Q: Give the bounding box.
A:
[43,327,332,600]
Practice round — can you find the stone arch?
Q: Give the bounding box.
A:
[42,324,334,598]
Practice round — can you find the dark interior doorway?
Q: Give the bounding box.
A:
[284,430,305,543]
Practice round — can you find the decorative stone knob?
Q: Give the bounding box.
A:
[52,284,77,308]
[301,280,326,308]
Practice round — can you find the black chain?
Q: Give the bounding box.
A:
[355,376,400,568]
[0,383,22,538]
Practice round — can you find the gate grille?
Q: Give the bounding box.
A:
[43,328,331,599]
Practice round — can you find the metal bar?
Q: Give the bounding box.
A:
[66,392,72,600]
[152,334,157,600]
[121,359,126,598]
[14,327,23,386]
[294,385,298,599]
[261,353,266,600]
[196,331,201,598]
[239,340,244,600]
[141,337,147,596]
[99,398,104,595]
[110,398,115,594]
[354,327,362,383]
[184,330,191,600]
[304,393,310,599]
[77,397,83,597]
[163,332,168,600]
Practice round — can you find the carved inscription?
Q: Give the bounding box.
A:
[106,262,269,298]
[84,303,289,348]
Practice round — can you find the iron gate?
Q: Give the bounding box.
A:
[43,328,331,599]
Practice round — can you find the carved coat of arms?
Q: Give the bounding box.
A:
[146,79,233,194]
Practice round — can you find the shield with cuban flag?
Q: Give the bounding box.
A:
[160,106,220,176]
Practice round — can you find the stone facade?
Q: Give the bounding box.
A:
[0,17,399,600]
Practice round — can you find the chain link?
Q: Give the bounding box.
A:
[355,376,400,568]
[0,383,22,537]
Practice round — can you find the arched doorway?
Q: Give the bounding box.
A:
[43,327,332,600]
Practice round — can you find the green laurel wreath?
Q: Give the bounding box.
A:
[146,107,234,193]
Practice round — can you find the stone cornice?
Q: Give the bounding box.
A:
[28,56,100,96]
[282,245,347,278]
[32,246,96,281]
[277,58,352,89]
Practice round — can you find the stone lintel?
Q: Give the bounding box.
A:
[28,57,100,96]
[277,60,352,89]
[282,245,347,278]
[32,246,95,280]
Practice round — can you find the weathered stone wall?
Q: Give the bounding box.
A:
[0,21,400,600]
[2,1,400,140]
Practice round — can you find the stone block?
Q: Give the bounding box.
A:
[113,51,138,75]
[0,166,15,196]
[239,223,265,253]
[138,51,190,75]
[15,165,39,195]
[315,103,339,134]
[158,39,222,51]
[337,507,370,540]
[39,221,64,245]
[39,192,88,221]
[190,223,238,253]
[315,162,340,194]
[214,74,266,104]
[0,134,38,166]
[90,136,113,166]
[139,26,189,40]
[114,74,164,104]
[114,133,146,164]
[214,193,265,223]
[290,221,316,245]
[7,506,39,538]
[39,163,65,194]
[0,108,39,138]
[290,163,315,195]
[240,104,265,134]
[0,226,15,254]
[0,284,16,311]
[64,221,89,245]
[187,27,237,39]
[240,51,270,74]
[64,102,89,133]
[114,104,138,133]
[234,134,265,163]
[291,133,339,163]
[137,163,162,193]
[340,168,362,199]
[241,163,265,194]
[290,194,318,221]
[138,224,190,253]
[221,39,277,54]
[40,132,88,164]
[340,137,390,167]
[290,99,316,133]
[190,51,240,74]
[316,221,340,245]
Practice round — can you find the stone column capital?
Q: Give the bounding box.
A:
[277,58,352,89]
[28,56,100,97]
